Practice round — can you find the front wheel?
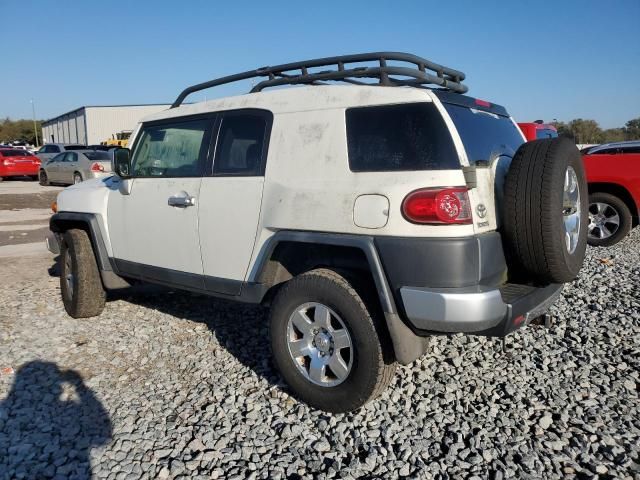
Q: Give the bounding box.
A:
[269,268,395,413]
[60,229,106,318]
[587,192,632,247]
[39,170,49,186]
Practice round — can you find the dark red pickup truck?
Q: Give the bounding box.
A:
[582,141,640,246]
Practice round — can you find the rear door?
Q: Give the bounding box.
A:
[45,152,65,182]
[198,109,272,294]
[437,97,525,232]
[59,152,79,184]
[107,116,214,286]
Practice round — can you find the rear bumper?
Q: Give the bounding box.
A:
[0,165,39,177]
[400,283,563,337]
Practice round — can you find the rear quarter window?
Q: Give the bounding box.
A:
[444,104,524,162]
[346,103,459,172]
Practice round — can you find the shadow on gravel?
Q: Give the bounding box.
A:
[0,361,112,479]
[117,288,281,387]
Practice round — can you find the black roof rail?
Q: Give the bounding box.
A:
[171,52,468,109]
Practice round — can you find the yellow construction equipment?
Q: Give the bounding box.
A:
[102,130,132,147]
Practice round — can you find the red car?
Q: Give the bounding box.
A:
[518,121,558,141]
[0,148,41,181]
[582,141,640,246]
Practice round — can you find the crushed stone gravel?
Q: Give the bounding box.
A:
[0,229,639,479]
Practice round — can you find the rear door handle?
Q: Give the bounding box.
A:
[168,192,196,208]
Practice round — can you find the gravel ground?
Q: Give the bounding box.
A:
[0,231,639,479]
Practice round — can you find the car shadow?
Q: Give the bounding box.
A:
[111,287,282,388]
[0,361,112,479]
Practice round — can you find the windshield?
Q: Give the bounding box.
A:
[443,104,524,162]
[64,145,87,151]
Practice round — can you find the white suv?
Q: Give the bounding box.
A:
[47,53,588,412]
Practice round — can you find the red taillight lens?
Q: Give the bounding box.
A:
[2,159,14,166]
[402,187,472,224]
[91,162,105,172]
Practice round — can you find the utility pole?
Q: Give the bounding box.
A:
[30,99,39,147]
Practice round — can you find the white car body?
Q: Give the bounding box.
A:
[58,86,522,284]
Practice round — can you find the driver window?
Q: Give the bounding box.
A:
[131,119,210,177]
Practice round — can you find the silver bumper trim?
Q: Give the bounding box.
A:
[400,286,507,333]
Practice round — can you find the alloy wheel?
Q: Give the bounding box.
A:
[588,202,620,240]
[286,302,353,387]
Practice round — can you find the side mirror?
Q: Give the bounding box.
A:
[113,148,132,178]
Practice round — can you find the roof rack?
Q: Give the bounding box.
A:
[171,52,468,108]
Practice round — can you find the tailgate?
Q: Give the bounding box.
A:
[436,96,525,234]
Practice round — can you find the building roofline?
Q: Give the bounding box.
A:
[41,104,172,126]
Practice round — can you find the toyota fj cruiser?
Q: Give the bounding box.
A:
[47,53,588,412]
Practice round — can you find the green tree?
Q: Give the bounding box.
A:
[624,118,640,140]
[0,118,42,145]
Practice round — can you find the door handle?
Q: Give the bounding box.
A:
[168,193,196,208]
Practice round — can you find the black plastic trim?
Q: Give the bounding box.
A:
[113,259,269,302]
[375,232,507,290]
[50,212,112,272]
[248,231,398,314]
[433,90,509,117]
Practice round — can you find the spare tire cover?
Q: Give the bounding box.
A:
[503,137,588,284]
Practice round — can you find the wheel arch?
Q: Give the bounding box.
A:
[249,231,428,364]
[50,212,129,289]
[588,182,639,226]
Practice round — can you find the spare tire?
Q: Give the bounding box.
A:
[503,137,588,284]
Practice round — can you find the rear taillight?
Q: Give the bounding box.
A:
[91,162,105,172]
[402,187,472,224]
[2,159,14,166]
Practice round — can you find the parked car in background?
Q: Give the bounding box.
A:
[518,121,558,141]
[583,140,640,246]
[36,143,87,163]
[0,149,40,181]
[39,149,112,186]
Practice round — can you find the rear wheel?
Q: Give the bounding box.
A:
[270,268,395,412]
[587,192,632,247]
[0,177,3,182]
[73,172,83,184]
[39,170,49,186]
[60,229,106,318]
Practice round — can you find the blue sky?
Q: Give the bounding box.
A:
[1,0,638,128]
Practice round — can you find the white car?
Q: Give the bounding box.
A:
[47,52,588,412]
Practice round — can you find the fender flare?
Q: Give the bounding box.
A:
[249,231,428,364]
[50,212,129,289]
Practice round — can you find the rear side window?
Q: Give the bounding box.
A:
[213,113,270,176]
[620,146,640,154]
[346,103,459,172]
[131,119,211,177]
[444,104,524,162]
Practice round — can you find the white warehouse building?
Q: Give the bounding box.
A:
[41,104,171,145]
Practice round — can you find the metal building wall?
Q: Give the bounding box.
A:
[84,105,170,145]
[42,108,87,144]
[42,105,169,145]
